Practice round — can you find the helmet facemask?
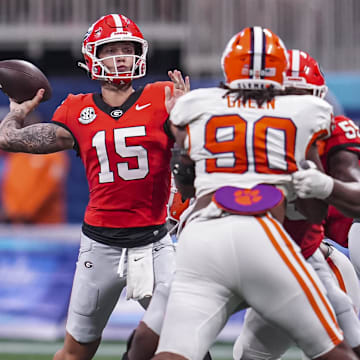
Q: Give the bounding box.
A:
[284,76,328,99]
[84,38,147,84]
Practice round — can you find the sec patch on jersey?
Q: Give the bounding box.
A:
[0,59,52,103]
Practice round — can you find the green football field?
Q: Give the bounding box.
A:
[0,340,304,360]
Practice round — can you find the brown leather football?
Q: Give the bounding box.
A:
[0,59,52,103]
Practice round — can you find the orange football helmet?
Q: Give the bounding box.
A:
[221,27,288,89]
[284,49,328,98]
[80,14,148,84]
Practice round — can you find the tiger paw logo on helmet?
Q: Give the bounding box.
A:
[79,14,148,85]
[221,26,288,90]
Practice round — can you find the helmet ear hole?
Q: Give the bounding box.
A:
[134,42,142,56]
[96,44,105,58]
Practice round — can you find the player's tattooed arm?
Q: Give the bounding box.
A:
[0,88,74,153]
[0,110,74,153]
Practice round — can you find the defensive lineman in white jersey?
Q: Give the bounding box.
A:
[153,27,357,360]
[233,49,360,360]
[171,87,330,196]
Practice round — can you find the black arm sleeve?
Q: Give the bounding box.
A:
[170,147,195,186]
[163,118,175,141]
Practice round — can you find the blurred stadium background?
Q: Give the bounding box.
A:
[0,0,359,359]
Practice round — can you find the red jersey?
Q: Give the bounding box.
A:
[321,115,360,247]
[285,115,360,257]
[322,115,360,169]
[284,218,324,259]
[52,82,174,229]
[324,207,353,247]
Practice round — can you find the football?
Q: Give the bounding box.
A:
[0,59,52,103]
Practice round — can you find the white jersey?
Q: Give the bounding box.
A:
[171,87,333,197]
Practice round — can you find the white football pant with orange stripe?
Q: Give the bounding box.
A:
[307,249,360,349]
[325,243,360,316]
[156,212,343,360]
[348,222,360,281]
[233,244,360,360]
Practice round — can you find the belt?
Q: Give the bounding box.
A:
[188,189,286,223]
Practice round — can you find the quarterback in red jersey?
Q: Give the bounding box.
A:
[0,13,189,360]
[52,81,174,231]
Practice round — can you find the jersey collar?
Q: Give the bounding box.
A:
[93,86,144,120]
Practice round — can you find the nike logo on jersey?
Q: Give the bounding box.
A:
[134,256,145,262]
[135,103,151,111]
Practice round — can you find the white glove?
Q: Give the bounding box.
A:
[292,160,334,199]
[126,244,154,301]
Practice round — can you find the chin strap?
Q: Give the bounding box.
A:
[77,61,89,72]
[77,61,93,79]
